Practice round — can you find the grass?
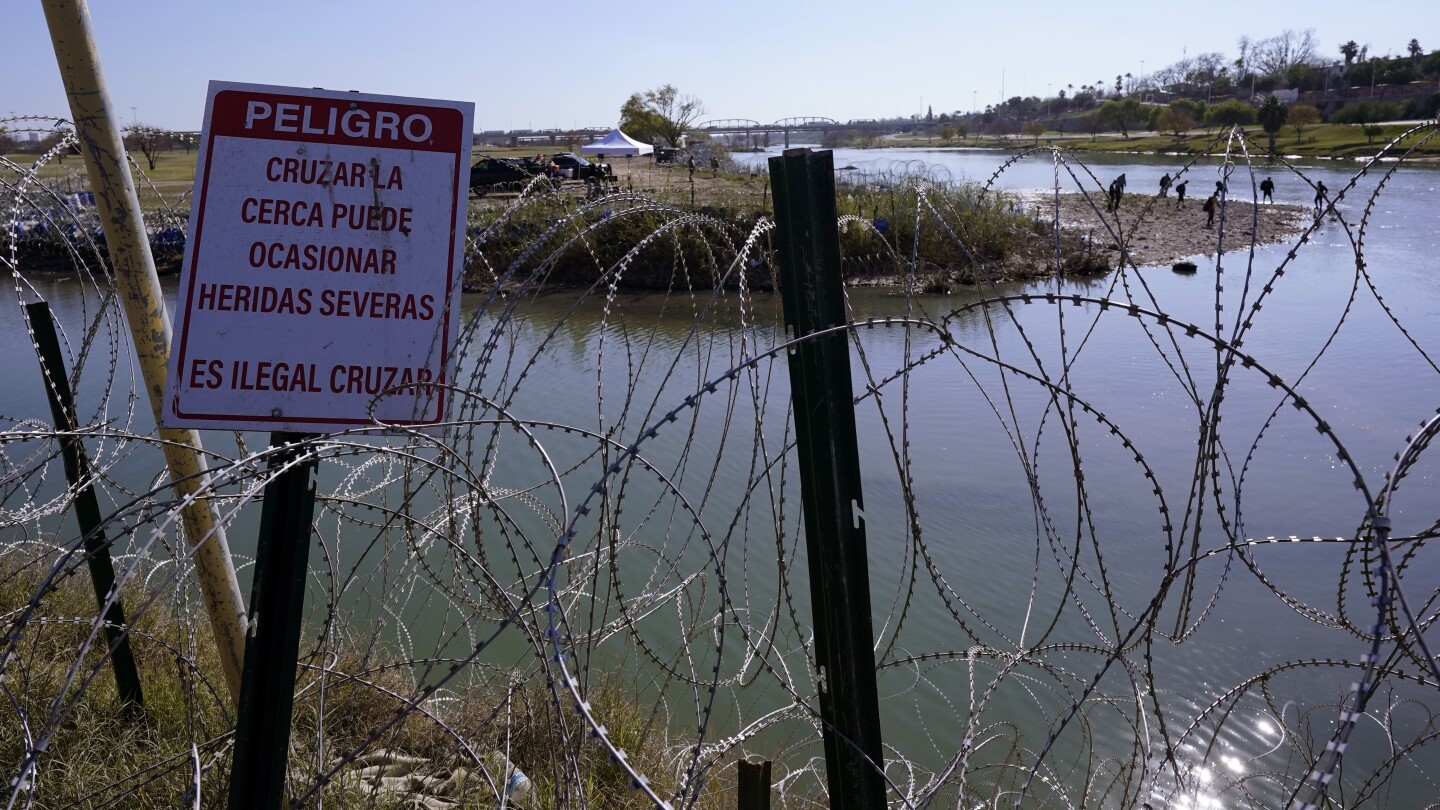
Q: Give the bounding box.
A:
[0,556,728,808]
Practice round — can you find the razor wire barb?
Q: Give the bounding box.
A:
[3,117,1440,808]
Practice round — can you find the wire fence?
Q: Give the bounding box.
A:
[3,115,1439,808]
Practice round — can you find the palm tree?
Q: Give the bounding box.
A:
[1408,39,1423,62]
[1257,95,1288,153]
[1340,40,1359,66]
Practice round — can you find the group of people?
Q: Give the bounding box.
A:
[685,154,723,179]
[530,153,565,179]
[1105,173,1127,212]
[1105,171,1330,229]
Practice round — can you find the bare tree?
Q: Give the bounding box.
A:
[123,124,172,171]
[38,127,79,163]
[1191,52,1228,89]
[1251,29,1321,79]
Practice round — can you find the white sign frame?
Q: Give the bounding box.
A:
[163,81,473,433]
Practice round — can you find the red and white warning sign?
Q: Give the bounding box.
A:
[163,81,473,432]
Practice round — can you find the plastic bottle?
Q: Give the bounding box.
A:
[485,752,532,804]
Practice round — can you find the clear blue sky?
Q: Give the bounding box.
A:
[4,1,1427,132]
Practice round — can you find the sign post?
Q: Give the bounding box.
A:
[226,430,317,810]
[160,81,472,810]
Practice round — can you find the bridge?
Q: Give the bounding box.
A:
[474,116,915,150]
[695,116,910,147]
[476,127,612,149]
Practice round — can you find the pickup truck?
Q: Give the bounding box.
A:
[468,157,546,196]
[549,153,613,182]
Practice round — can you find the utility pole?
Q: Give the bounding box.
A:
[42,0,249,703]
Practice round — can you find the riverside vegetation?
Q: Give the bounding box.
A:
[4,144,1109,293]
[0,559,716,808]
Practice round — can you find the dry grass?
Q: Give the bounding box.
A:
[0,556,729,808]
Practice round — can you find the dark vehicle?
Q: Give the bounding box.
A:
[469,157,544,196]
[549,152,612,182]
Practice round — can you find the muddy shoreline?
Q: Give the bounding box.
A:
[1023,191,1310,268]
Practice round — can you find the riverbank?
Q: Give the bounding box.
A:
[882,120,1440,160]
[1025,191,1310,267]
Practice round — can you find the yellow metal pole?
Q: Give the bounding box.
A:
[41,0,248,703]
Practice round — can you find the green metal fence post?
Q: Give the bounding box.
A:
[737,758,773,810]
[227,432,318,810]
[768,147,887,809]
[26,301,144,714]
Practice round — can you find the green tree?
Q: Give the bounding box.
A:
[619,95,665,145]
[937,125,957,144]
[1099,98,1145,139]
[1156,106,1196,144]
[1287,104,1321,140]
[1424,52,1440,78]
[1256,95,1288,152]
[619,85,705,148]
[1331,100,1403,144]
[1171,98,1207,124]
[1409,39,1424,62]
[1021,120,1046,143]
[1203,99,1257,131]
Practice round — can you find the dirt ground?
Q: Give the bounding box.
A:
[1026,191,1311,267]
[601,157,779,212]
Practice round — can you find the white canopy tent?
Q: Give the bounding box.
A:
[578,128,654,156]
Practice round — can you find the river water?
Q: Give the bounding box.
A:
[4,144,1439,806]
